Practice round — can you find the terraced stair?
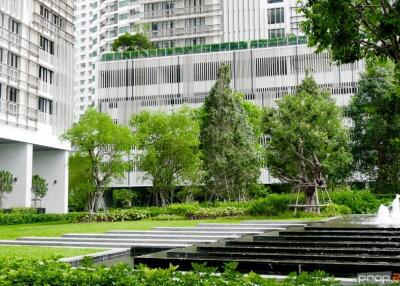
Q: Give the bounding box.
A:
[135,226,400,277]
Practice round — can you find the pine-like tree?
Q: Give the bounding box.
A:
[200,64,260,201]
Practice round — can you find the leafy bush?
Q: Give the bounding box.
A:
[322,204,352,216]
[248,194,295,216]
[0,258,344,286]
[330,188,381,214]
[113,189,137,208]
[148,214,185,221]
[186,206,246,219]
[166,202,200,216]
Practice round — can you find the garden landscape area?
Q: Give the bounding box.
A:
[1,0,400,285]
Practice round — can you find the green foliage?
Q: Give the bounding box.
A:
[111,32,154,52]
[62,108,134,213]
[130,108,201,206]
[321,204,352,216]
[248,194,295,216]
[0,209,149,226]
[0,258,343,286]
[263,75,352,210]
[330,188,381,214]
[0,170,14,209]
[31,175,48,204]
[200,64,260,201]
[299,0,400,70]
[186,206,246,220]
[68,153,95,211]
[113,189,137,208]
[165,202,200,216]
[345,59,400,193]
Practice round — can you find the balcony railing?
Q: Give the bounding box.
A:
[39,80,55,96]
[0,63,20,82]
[146,25,219,39]
[101,35,308,62]
[38,111,52,125]
[39,49,55,66]
[0,99,38,129]
[143,4,221,19]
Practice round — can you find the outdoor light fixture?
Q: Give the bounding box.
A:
[13,177,17,182]
[53,180,57,184]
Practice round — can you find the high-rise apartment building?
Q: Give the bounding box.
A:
[0,0,74,213]
[75,0,303,119]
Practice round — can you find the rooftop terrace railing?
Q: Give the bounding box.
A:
[100,35,307,62]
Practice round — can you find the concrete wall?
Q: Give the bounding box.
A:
[33,150,69,214]
[0,143,33,208]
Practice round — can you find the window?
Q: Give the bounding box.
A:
[267,7,284,24]
[6,86,18,102]
[8,18,20,34]
[119,13,129,20]
[185,18,205,28]
[40,36,54,55]
[119,0,129,7]
[38,97,53,114]
[40,5,50,19]
[7,52,19,68]
[118,26,129,34]
[268,28,285,38]
[267,0,283,3]
[39,66,54,84]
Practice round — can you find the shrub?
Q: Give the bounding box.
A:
[186,206,246,219]
[330,188,381,214]
[148,214,185,221]
[322,204,352,216]
[113,189,137,208]
[166,202,200,216]
[0,258,343,286]
[248,193,295,216]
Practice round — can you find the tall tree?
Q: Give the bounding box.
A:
[111,33,154,52]
[346,59,400,192]
[299,0,400,72]
[200,64,260,201]
[263,75,352,211]
[0,170,14,210]
[130,108,201,206]
[62,108,134,213]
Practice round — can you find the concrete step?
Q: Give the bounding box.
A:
[242,221,308,226]
[63,233,238,240]
[197,223,306,227]
[17,237,216,244]
[107,230,254,236]
[152,227,282,232]
[0,240,191,249]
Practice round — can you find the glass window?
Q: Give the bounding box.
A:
[268,28,285,38]
[267,7,284,24]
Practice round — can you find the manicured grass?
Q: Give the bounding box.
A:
[0,216,325,240]
[0,246,104,260]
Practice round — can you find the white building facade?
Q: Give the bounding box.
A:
[0,0,74,213]
[75,0,302,119]
[97,39,364,187]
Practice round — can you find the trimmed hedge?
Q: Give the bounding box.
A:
[186,207,246,219]
[0,209,149,226]
[0,258,342,286]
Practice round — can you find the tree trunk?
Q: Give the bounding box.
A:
[304,187,316,212]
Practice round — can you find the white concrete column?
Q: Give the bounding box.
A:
[33,150,68,214]
[0,143,33,208]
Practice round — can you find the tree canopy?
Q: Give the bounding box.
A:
[111,33,154,52]
[263,75,352,211]
[346,59,400,192]
[31,175,48,208]
[299,0,400,70]
[200,64,261,201]
[62,108,134,213]
[130,108,201,206]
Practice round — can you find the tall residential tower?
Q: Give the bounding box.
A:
[0,0,74,213]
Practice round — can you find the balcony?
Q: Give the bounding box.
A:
[143,4,221,20]
[0,63,20,83]
[38,111,52,125]
[39,49,55,66]
[39,80,55,97]
[147,25,220,39]
[0,99,38,129]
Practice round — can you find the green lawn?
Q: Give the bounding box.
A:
[0,246,104,260]
[0,216,324,240]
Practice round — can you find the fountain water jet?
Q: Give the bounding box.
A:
[375,194,400,225]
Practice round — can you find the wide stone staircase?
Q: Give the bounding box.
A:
[135,225,400,277]
[0,221,305,255]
